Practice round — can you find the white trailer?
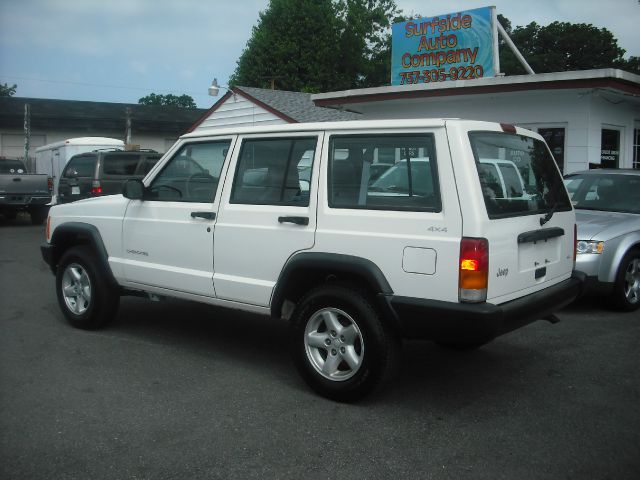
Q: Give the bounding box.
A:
[35,137,124,202]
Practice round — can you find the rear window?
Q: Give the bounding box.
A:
[63,155,97,178]
[0,159,26,173]
[469,131,571,218]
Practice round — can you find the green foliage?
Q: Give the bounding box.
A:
[230,0,401,91]
[498,19,629,74]
[138,93,196,108]
[0,82,17,97]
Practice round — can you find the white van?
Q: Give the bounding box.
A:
[35,137,124,202]
[41,119,584,401]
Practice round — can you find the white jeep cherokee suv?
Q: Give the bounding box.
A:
[41,119,584,401]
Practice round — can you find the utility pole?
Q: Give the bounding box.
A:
[23,103,31,168]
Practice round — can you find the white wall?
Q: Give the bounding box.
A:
[195,94,287,130]
[0,128,174,161]
[348,88,640,173]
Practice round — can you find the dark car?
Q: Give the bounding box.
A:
[57,150,161,204]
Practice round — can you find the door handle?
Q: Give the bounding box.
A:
[278,216,309,226]
[190,211,216,220]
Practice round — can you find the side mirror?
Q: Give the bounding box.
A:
[122,179,145,200]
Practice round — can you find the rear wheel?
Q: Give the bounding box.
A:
[609,249,640,311]
[289,283,399,402]
[30,206,48,225]
[56,246,120,329]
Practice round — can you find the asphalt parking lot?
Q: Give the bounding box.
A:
[1,215,639,480]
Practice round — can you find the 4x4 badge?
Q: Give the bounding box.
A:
[497,267,509,277]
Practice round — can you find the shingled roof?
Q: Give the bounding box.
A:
[0,97,207,135]
[188,86,361,131]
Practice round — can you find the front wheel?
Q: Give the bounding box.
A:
[609,249,640,311]
[289,284,399,402]
[56,246,120,329]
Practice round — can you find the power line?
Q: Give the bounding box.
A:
[0,75,209,97]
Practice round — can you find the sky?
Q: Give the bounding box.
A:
[1,0,638,109]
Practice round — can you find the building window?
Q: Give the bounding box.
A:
[538,128,565,173]
[633,128,640,169]
[601,129,621,169]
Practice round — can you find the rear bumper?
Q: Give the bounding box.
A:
[386,271,586,342]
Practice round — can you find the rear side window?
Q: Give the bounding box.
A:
[469,132,571,218]
[328,134,440,212]
[102,154,140,175]
[231,137,317,206]
[139,155,161,175]
[63,155,97,178]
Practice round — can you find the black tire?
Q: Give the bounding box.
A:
[30,207,47,225]
[55,246,120,329]
[289,283,399,402]
[609,249,640,311]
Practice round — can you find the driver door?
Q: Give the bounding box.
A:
[121,138,235,297]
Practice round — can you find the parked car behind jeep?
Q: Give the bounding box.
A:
[57,150,161,204]
[564,169,640,310]
[0,157,52,224]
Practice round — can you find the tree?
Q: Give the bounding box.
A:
[1,83,17,97]
[230,0,401,92]
[334,0,402,88]
[498,19,628,75]
[230,0,342,92]
[138,93,196,108]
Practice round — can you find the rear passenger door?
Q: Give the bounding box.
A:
[213,133,322,306]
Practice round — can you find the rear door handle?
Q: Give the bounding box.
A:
[190,211,216,220]
[278,216,309,226]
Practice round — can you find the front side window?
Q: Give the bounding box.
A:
[328,134,440,212]
[63,155,97,178]
[147,141,230,202]
[230,137,317,206]
[470,131,571,218]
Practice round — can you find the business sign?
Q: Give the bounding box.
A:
[391,6,498,86]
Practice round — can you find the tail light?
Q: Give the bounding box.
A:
[91,180,102,195]
[47,177,53,192]
[459,237,489,303]
[46,215,51,242]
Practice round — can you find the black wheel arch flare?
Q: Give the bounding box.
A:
[48,222,119,290]
[270,252,395,319]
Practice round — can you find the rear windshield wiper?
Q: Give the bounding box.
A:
[540,201,558,226]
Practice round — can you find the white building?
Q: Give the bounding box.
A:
[311,69,640,174]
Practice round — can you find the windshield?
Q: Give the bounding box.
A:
[564,173,640,214]
[469,131,571,219]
